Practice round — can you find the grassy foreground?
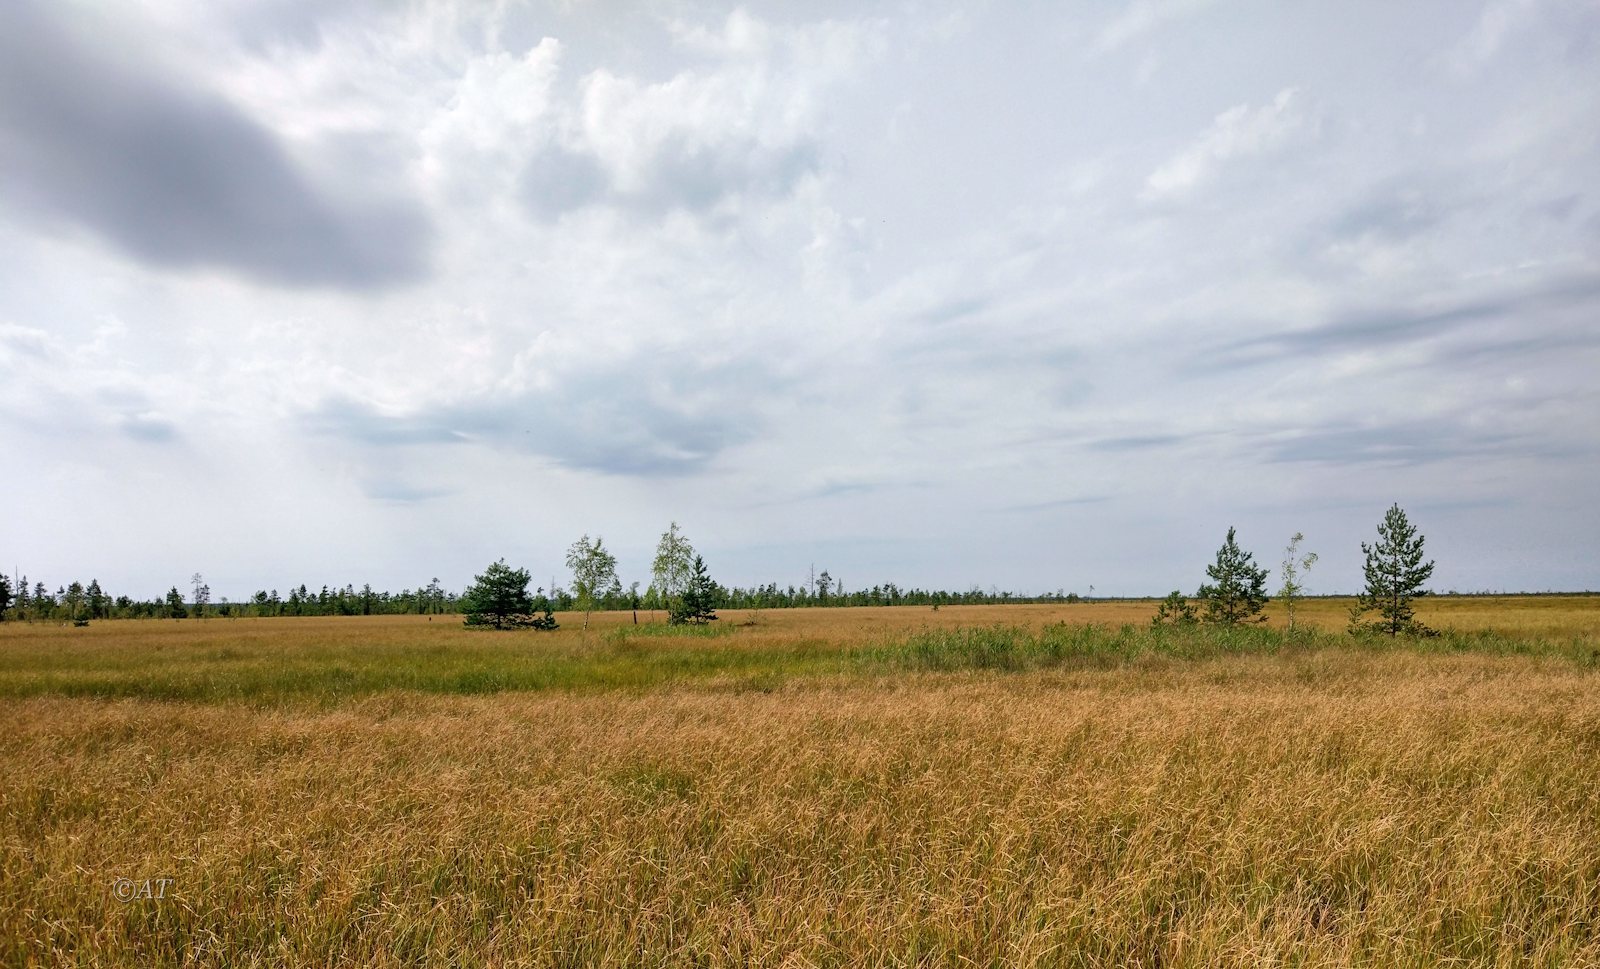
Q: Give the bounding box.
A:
[3,599,1598,966]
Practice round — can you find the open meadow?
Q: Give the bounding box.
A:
[3,597,1599,966]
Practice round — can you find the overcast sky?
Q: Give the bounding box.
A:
[2,0,1597,600]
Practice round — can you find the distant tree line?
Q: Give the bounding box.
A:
[0,570,1081,624]
[0,506,1443,634]
[0,574,464,622]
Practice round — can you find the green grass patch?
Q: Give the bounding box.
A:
[0,620,1593,705]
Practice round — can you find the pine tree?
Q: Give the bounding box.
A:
[86,579,108,620]
[526,587,559,631]
[1151,590,1198,626]
[0,573,12,621]
[462,559,555,630]
[1351,504,1436,637]
[1196,527,1270,625]
[669,555,718,626]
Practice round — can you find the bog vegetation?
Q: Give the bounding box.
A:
[2,598,1598,966]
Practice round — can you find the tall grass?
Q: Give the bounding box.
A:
[866,622,1289,671]
[5,661,1598,966]
[1,613,1593,702]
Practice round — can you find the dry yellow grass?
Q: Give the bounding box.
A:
[3,600,1598,966]
[3,594,1594,662]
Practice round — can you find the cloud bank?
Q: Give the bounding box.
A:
[1,0,1596,599]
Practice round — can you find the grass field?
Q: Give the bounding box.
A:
[3,597,1598,966]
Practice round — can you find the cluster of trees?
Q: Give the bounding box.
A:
[0,575,203,623]
[452,520,1079,632]
[460,523,718,629]
[1154,503,1437,637]
[237,579,458,617]
[0,576,120,624]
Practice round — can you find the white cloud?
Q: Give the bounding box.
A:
[552,12,881,217]
[1097,0,1218,51]
[1454,0,1541,69]
[417,38,563,203]
[1142,88,1316,200]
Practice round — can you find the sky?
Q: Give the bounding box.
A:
[2,0,1597,601]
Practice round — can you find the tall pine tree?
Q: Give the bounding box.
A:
[1351,504,1435,636]
[1197,527,1270,625]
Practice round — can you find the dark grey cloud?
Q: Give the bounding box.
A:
[1259,419,1572,467]
[1325,176,1452,244]
[1084,433,1187,453]
[736,478,929,512]
[1218,301,1498,367]
[0,2,431,289]
[0,373,184,447]
[1430,328,1600,367]
[1210,272,1600,370]
[811,481,888,499]
[93,386,185,445]
[307,359,774,476]
[118,413,180,444]
[998,495,1111,514]
[0,326,52,359]
[304,398,471,447]
[363,479,453,504]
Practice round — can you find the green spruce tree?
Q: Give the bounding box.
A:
[1197,527,1270,625]
[1351,504,1436,637]
[669,555,719,626]
[165,587,188,619]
